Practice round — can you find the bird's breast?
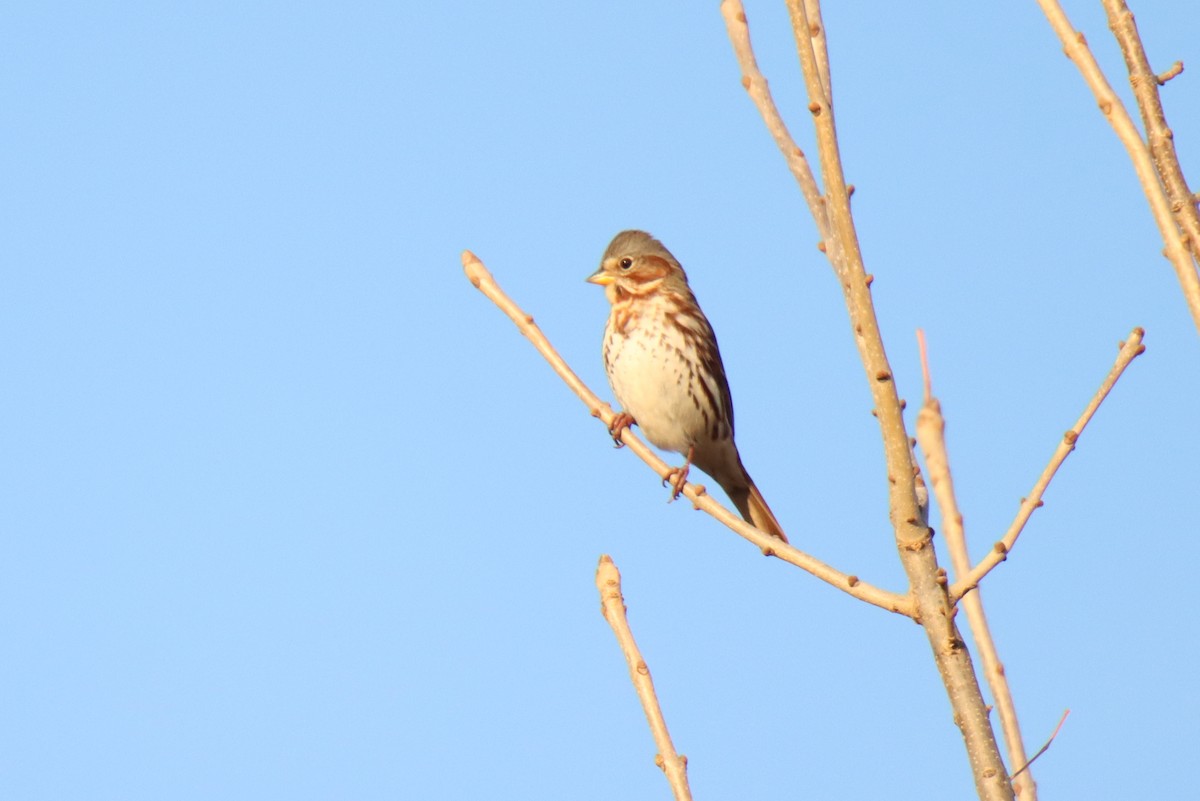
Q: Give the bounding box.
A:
[603,304,713,455]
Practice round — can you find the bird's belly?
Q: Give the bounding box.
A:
[606,333,705,455]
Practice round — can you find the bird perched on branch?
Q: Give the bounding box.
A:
[587,230,788,543]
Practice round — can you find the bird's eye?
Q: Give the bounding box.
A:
[619,258,633,270]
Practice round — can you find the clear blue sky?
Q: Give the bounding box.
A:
[4,2,1198,798]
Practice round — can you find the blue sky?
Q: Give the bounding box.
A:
[4,1,1198,798]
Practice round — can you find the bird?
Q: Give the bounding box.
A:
[586,230,788,543]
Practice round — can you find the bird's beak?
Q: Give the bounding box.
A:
[587,268,614,286]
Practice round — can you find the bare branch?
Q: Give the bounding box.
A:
[915,332,1036,801]
[1034,0,1200,333]
[463,251,911,616]
[801,0,831,107]
[1156,60,1184,85]
[596,556,694,801]
[720,0,829,241]
[1102,0,1200,265]
[782,0,860,280]
[726,4,1013,797]
[1012,710,1071,780]
[951,328,1146,600]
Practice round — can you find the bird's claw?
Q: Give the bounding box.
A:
[609,412,636,448]
[662,445,696,504]
[663,464,690,503]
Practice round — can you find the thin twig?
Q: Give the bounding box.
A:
[1034,0,1200,334]
[915,331,1037,801]
[1011,710,1071,779]
[1155,61,1183,85]
[1101,0,1200,265]
[720,0,829,241]
[801,0,831,107]
[463,251,911,616]
[595,555,694,801]
[951,328,1146,600]
[781,0,860,280]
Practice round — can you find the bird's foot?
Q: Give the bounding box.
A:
[662,446,695,503]
[608,412,636,447]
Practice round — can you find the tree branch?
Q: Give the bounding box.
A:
[1034,0,1200,334]
[915,331,1036,801]
[720,0,829,240]
[720,3,1022,796]
[951,328,1146,600]
[596,555,694,801]
[1102,0,1200,265]
[1011,710,1070,780]
[724,3,1014,797]
[801,0,831,104]
[463,250,911,616]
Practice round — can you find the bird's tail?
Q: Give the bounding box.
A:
[723,466,788,544]
[744,480,788,544]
